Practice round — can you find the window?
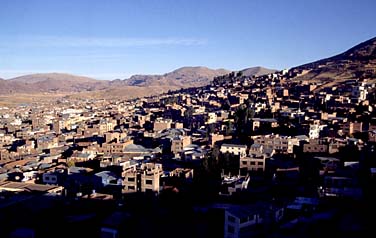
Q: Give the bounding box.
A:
[128,186,135,190]
[227,225,235,234]
[228,215,236,223]
[242,161,247,165]
[250,161,256,165]
[127,177,135,182]
[257,161,263,166]
[145,180,153,185]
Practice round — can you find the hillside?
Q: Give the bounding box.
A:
[240,66,277,77]
[290,36,376,83]
[123,66,230,87]
[0,73,108,94]
[9,73,99,84]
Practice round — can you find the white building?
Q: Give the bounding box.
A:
[220,144,247,157]
[206,112,218,124]
[309,124,327,139]
[352,82,368,102]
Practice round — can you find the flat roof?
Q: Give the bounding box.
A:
[221,144,247,148]
[0,181,62,193]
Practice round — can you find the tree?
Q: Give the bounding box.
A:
[219,152,240,175]
[234,103,254,137]
[206,123,216,139]
[222,99,231,110]
[67,159,75,167]
[224,120,234,136]
[236,71,243,77]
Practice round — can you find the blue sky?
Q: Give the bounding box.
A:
[1,0,376,80]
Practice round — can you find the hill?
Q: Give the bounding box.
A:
[1,73,108,94]
[123,66,230,87]
[0,67,230,95]
[9,73,99,84]
[290,36,376,83]
[240,66,277,77]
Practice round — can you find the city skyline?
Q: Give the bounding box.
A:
[1,0,376,80]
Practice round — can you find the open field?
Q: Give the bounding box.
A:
[0,85,178,107]
[0,93,71,107]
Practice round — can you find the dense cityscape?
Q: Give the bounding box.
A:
[1,41,376,237]
[2,1,376,238]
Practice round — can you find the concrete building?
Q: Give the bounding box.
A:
[171,135,192,154]
[220,144,247,157]
[104,131,128,143]
[206,112,218,124]
[153,118,172,132]
[223,203,284,238]
[343,122,363,135]
[36,135,59,150]
[303,139,328,153]
[252,134,299,154]
[369,130,376,143]
[240,155,266,173]
[251,118,278,131]
[122,162,163,194]
[309,123,326,139]
[240,144,272,173]
[352,82,368,102]
[99,139,133,154]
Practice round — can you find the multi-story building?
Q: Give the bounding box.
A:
[308,123,326,139]
[303,139,328,153]
[122,163,163,194]
[351,82,368,102]
[52,119,65,134]
[153,118,172,132]
[171,135,192,154]
[240,155,266,173]
[99,139,133,154]
[328,139,346,154]
[104,131,128,143]
[342,122,363,135]
[251,118,278,131]
[220,144,247,157]
[252,134,299,154]
[223,203,284,238]
[240,144,271,172]
[36,135,59,150]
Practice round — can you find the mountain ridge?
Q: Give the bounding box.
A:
[0,66,233,94]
